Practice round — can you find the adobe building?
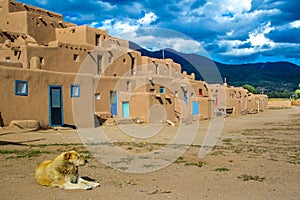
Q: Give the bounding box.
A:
[0,0,266,128]
[0,0,215,128]
[209,83,268,116]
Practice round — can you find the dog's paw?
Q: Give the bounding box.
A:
[93,182,100,187]
[88,182,100,188]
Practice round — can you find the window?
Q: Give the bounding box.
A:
[73,54,79,62]
[95,34,100,46]
[126,81,131,91]
[5,57,10,62]
[95,93,101,100]
[39,57,45,65]
[159,87,165,94]
[15,80,28,96]
[70,84,80,98]
[175,91,178,97]
[199,89,203,96]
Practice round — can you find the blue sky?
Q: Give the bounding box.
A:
[21,0,300,65]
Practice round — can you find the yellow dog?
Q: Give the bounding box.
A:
[35,150,100,189]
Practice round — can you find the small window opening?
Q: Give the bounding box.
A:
[159,87,165,94]
[39,57,45,65]
[95,93,101,100]
[73,54,79,62]
[199,89,203,96]
[95,34,100,46]
[126,81,131,91]
[175,91,179,97]
[15,80,28,96]
[70,84,80,98]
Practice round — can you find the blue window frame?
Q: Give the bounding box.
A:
[70,84,80,98]
[159,87,165,94]
[15,80,28,96]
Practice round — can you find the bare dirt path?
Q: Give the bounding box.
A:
[0,107,299,200]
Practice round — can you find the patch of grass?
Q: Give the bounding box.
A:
[30,143,83,148]
[143,164,157,168]
[185,161,205,168]
[223,138,233,143]
[0,149,51,159]
[214,167,230,172]
[174,156,186,163]
[238,174,266,182]
[210,151,225,156]
[234,148,242,154]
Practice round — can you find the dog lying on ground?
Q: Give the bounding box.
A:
[35,150,100,190]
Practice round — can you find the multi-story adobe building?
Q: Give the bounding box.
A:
[209,83,268,117]
[0,0,266,128]
[0,0,214,128]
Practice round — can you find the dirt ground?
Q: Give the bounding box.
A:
[0,107,299,200]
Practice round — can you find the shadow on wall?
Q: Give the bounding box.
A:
[0,112,4,127]
[94,114,107,127]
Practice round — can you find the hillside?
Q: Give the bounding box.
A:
[130,42,300,95]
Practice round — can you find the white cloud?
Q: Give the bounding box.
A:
[217,22,277,57]
[137,12,158,26]
[35,0,48,5]
[247,22,275,47]
[65,14,95,22]
[89,22,99,28]
[191,0,252,19]
[95,1,116,10]
[131,36,203,54]
[290,20,300,28]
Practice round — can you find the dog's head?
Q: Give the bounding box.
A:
[63,150,87,166]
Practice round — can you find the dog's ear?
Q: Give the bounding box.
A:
[64,152,71,160]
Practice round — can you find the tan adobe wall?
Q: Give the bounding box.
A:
[0,9,28,35]
[8,0,62,20]
[0,65,94,127]
[106,36,129,49]
[268,99,292,108]
[26,42,91,72]
[56,25,108,46]
[0,38,96,72]
[1,0,72,44]
[139,56,182,78]
[103,51,138,77]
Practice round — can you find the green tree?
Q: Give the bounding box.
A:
[242,84,258,94]
[294,84,300,99]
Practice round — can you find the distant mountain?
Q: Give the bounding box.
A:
[130,42,300,94]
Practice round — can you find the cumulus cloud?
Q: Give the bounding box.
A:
[94,1,116,10]
[290,20,300,28]
[137,12,158,26]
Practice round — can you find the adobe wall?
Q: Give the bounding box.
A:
[0,65,94,127]
[0,9,28,35]
[56,25,108,46]
[127,92,177,123]
[267,100,292,108]
[0,0,73,44]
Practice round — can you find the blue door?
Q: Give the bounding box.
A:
[49,85,63,126]
[122,102,130,118]
[192,101,200,115]
[110,91,118,116]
